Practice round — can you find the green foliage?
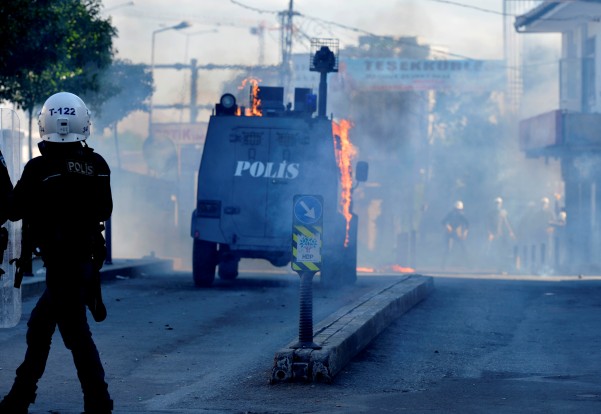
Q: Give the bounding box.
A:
[432,92,500,146]
[95,129,144,153]
[0,0,116,114]
[84,59,153,132]
[429,90,508,206]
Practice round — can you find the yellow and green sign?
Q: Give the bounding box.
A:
[291,195,323,273]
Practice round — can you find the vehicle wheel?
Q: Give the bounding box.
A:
[341,214,358,284]
[321,215,358,287]
[217,245,239,280]
[193,239,217,287]
[320,259,342,288]
[218,258,239,280]
[320,237,344,288]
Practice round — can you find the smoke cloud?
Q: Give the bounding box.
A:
[96,1,563,276]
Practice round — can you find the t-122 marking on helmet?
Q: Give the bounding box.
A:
[48,107,76,116]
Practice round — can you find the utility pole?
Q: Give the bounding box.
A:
[152,61,278,120]
[279,0,298,94]
[250,22,266,66]
[189,59,198,123]
[149,21,191,138]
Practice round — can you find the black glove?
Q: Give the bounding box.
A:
[87,281,107,323]
[87,225,108,322]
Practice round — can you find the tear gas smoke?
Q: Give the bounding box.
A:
[96,1,564,276]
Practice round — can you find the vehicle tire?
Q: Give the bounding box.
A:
[217,245,239,280]
[320,220,345,288]
[321,214,358,287]
[320,259,342,288]
[341,214,358,284]
[218,258,239,280]
[193,239,217,287]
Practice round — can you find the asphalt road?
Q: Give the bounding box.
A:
[1,269,601,413]
[336,275,601,413]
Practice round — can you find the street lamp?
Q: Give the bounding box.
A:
[149,20,191,139]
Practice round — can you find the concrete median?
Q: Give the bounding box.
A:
[272,274,434,383]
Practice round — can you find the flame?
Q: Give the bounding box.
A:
[357,266,375,273]
[357,265,415,273]
[390,264,415,273]
[332,119,357,247]
[237,77,262,116]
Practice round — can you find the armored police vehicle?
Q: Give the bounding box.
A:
[190,43,367,287]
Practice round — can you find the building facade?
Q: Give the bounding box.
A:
[516,0,601,272]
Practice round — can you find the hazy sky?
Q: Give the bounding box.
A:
[100,0,564,265]
[103,0,557,129]
[107,0,508,64]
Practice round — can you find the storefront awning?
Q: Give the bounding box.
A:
[520,109,601,157]
[515,0,601,33]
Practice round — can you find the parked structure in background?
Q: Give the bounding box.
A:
[515,1,601,273]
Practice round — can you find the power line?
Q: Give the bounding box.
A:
[296,12,481,61]
[229,0,278,15]
[429,0,601,24]
[424,0,511,16]
[297,13,375,36]
[226,0,515,63]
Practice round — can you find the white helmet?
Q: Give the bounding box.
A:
[38,92,91,142]
[454,201,464,210]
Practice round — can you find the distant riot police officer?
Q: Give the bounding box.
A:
[441,200,470,269]
[487,196,515,272]
[0,92,113,413]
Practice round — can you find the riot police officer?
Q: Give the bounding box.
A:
[0,92,113,413]
[441,200,470,269]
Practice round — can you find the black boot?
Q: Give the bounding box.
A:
[83,397,113,414]
[0,391,34,414]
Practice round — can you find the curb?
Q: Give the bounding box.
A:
[99,257,174,281]
[271,274,434,383]
[20,256,174,300]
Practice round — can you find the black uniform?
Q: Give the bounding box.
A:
[0,141,113,413]
[441,208,470,268]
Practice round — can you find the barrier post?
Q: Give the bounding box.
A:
[291,195,323,350]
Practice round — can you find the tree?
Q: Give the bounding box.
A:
[86,59,153,133]
[428,90,508,240]
[84,59,153,171]
[0,0,116,157]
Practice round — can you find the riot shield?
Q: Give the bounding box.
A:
[0,108,21,328]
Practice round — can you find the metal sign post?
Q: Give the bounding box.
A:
[291,195,323,350]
